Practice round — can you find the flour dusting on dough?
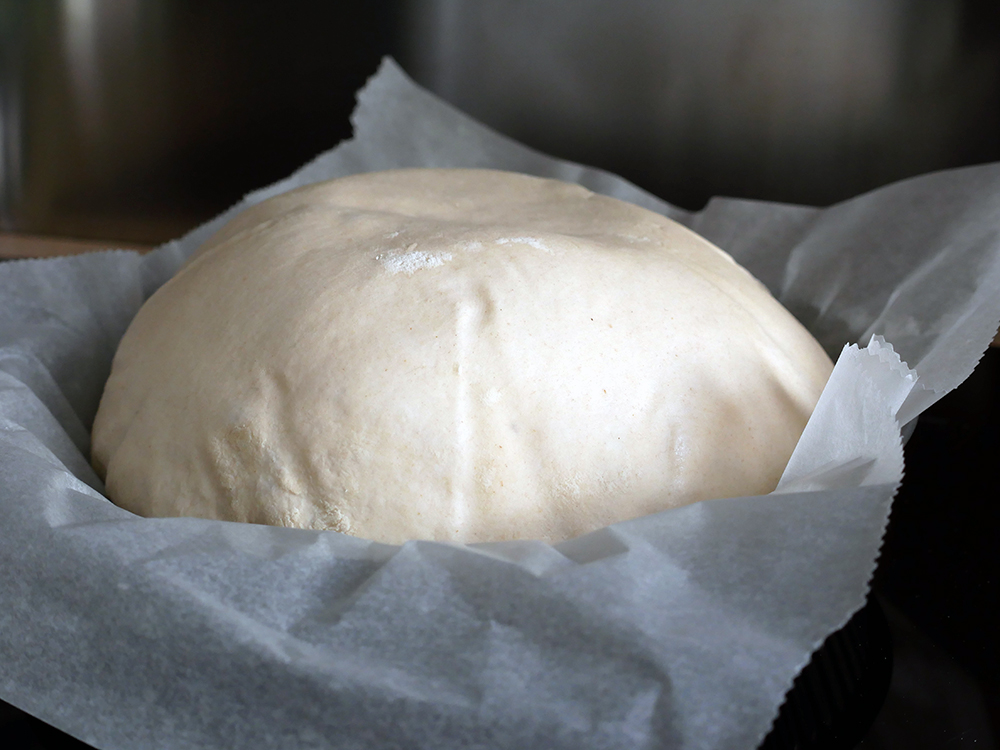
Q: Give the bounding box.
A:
[495,236,553,253]
[379,243,454,274]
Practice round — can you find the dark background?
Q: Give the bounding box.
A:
[1,1,998,747]
[4,1,1000,240]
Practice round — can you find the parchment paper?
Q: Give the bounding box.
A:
[2,58,1000,750]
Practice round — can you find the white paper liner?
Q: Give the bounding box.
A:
[2,59,1000,750]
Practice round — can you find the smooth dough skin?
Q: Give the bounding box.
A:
[91,169,833,544]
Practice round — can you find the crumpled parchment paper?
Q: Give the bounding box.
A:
[2,59,999,750]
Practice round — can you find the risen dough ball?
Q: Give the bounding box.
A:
[92,169,833,544]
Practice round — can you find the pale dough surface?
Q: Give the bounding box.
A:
[91,169,833,544]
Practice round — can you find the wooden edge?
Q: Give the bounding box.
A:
[0,232,153,260]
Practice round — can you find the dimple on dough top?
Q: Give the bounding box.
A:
[91,168,834,544]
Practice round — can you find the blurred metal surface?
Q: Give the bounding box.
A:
[402,0,1000,209]
[1,0,999,238]
[0,2,25,230]
[0,0,399,242]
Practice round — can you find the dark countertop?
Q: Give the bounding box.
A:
[860,346,999,749]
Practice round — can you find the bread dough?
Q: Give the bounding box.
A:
[91,169,833,544]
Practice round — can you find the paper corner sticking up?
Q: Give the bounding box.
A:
[774,334,919,495]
